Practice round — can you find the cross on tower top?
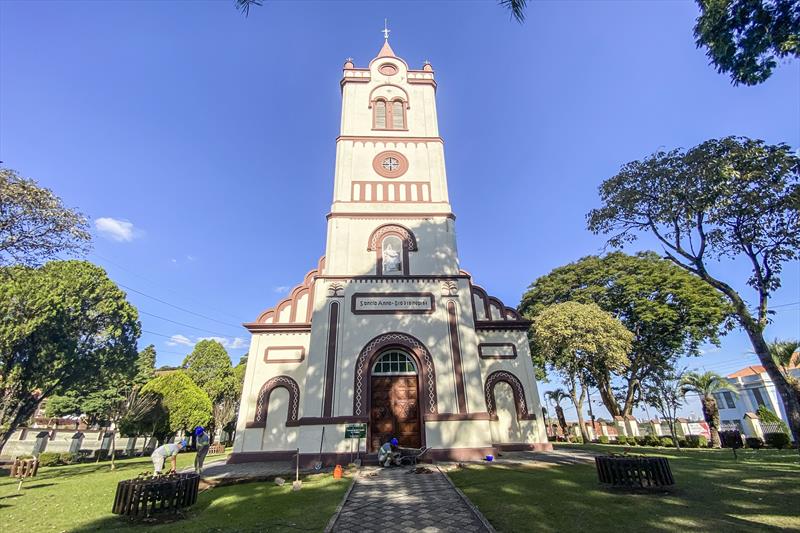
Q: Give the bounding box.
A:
[382,19,390,41]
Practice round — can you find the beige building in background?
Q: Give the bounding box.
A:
[231,37,550,465]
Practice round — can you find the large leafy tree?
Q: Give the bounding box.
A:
[694,0,800,86]
[680,371,738,448]
[0,168,91,267]
[141,372,212,443]
[531,302,633,442]
[587,136,800,442]
[520,252,732,417]
[183,340,238,439]
[0,260,140,455]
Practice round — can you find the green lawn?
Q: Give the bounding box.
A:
[0,452,351,532]
[448,443,800,532]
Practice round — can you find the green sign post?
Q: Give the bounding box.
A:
[345,424,366,439]
[345,423,366,465]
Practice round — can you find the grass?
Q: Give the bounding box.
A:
[448,443,800,532]
[0,451,351,532]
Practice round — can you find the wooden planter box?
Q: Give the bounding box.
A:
[112,473,200,517]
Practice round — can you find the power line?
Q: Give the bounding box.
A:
[91,251,249,323]
[138,310,244,338]
[120,283,245,330]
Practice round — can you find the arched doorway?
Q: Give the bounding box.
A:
[369,350,422,451]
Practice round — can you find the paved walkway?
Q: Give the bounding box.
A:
[329,466,492,533]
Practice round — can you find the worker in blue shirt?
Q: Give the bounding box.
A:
[378,437,400,467]
[194,426,210,474]
[151,439,187,475]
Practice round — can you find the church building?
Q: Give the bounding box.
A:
[231,35,551,464]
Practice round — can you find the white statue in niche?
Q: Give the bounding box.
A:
[382,242,401,272]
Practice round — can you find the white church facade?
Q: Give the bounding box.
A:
[231,37,550,464]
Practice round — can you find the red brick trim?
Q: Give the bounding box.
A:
[264,346,306,364]
[425,413,492,421]
[447,301,467,414]
[478,343,518,360]
[248,375,300,429]
[322,302,340,418]
[484,370,536,421]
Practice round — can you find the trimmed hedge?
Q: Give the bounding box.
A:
[764,432,791,449]
[598,436,609,444]
[659,436,675,447]
[685,435,708,448]
[634,436,647,446]
[616,435,627,445]
[746,437,764,449]
[37,452,60,467]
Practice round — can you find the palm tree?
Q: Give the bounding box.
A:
[769,339,800,392]
[680,371,737,448]
[544,388,570,440]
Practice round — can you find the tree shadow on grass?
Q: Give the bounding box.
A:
[70,473,352,532]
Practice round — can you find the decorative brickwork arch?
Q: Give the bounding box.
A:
[484,371,535,421]
[367,224,418,275]
[248,375,300,428]
[353,332,438,418]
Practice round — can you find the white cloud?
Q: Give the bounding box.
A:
[164,334,248,352]
[186,255,196,262]
[166,334,193,347]
[273,286,291,294]
[95,217,139,242]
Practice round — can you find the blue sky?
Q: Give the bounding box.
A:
[1,1,798,419]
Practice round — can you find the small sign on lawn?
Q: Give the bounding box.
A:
[345,423,366,439]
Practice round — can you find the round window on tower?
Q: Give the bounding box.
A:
[378,63,398,76]
[372,151,408,178]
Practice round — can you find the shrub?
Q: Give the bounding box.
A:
[764,432,791,449]
[616,435,627,445]
[746,437,763,449]
[37,452,60,467]
[635,436,647,446]
[598,436,609,444]
[659,436,675,447]
[678,438,688,448]
[646,435,660,447]
[719,430,743,449]
[59,452,79,464]
[685,435,708,448]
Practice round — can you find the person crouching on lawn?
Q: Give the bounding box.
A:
[151,438,187,475]
[194,426,210,474]
[378,438,401,467]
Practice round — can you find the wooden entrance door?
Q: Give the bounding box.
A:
[369,375,421,451]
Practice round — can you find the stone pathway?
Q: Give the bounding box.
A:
[329,466,492,533]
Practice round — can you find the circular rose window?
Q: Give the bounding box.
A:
[378,63,398,76]
[372,151,408,178]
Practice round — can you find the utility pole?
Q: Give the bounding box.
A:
[587,386,597,441]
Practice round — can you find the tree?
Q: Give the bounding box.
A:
[544,388,570,438]
[531,302,634,442]
[587,136,800,444]
[134,345,157,386]
[769,339,800,389]
[141,372,212,443]
[183,340,237,439]
[694,0,799,86]
[0,260,140,455]
[680,371,737,447]
[643,368,686,450]
[520,252,731,417]
[0,168,90,267]
[43,393,82,424]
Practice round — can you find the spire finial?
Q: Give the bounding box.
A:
[382,19,390,41]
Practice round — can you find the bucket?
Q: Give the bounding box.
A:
[485,455,494,462]
[333,465,343,479]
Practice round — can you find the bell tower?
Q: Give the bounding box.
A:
[325,35,458,276]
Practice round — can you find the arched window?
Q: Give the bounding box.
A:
[374,100,387,129]
[372,98,406,130]
[381,235,403,274]
[373,350,417,375]
[392,100,405,129]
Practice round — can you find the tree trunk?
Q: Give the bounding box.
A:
[595,372,622,418]
[555,405,568,438]
[700,396,721,448]
[743,324,800,445]
[621,378,641,416]
[0,398,39,458]
[110,432,116,470]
